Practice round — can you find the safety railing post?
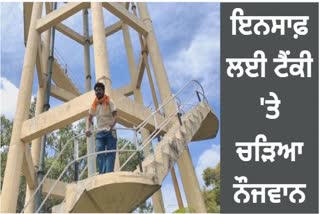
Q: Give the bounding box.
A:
[153,111,158,130]
[177,112,183,126]
[133,127,143,172]
[87,125,96,177]
[74,139,79,181]
[196,90,201,102]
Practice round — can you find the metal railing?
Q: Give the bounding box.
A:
[133,80,207,133]
[119,82,201,171]
[119,80,208,170]
[39,37,83,92]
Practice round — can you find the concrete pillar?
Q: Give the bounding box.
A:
[177,147,206,212]
[24,87,46,213]
[0,3,43,212]
[83,8,95,177]
[151,189,166,213]
[30,90,46,167]
[171,168,184,209]
[137,3,206,212]
[132,4,183,208]
[41,27,51,82]
[24,11,52,213]
[136,3,176,115]
[90,2,112,95]
[121,23,165,213]
[91,2,121,171]
[83,9,92,93]
[131,3,159,111]
[24,185,35,213]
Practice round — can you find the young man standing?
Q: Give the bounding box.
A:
[86,82,117,174]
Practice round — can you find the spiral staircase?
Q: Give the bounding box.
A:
[49,100,218,213]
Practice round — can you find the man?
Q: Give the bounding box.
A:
[86,82,117,174]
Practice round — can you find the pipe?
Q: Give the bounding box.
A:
[35,2,57,211]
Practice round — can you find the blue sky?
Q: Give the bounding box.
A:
[0,2,220,212]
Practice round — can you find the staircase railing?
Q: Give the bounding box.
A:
[120,80,208,170]
[134,80,207,132]
[119,91,194,171]
[40,37,82,92]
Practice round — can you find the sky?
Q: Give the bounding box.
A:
[0,2,220,212]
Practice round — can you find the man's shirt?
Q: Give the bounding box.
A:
[89,99,116,132]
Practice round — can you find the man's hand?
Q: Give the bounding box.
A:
[109,124,115,130]
[110,111,117,130]
[86,114,93,137]
[86,130,92,137]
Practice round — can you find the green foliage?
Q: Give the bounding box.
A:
[29,97,37,118]
[173,207,196,213]
[135,201,153,213]
[203,167,215,187]
[118,138,143,172]
[17,177,27,212]
[0,115,12,188]
[202,162,220,213]
[202,187,220,213]
[0,115,13,147]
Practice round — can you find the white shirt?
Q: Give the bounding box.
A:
[89,98,117,132]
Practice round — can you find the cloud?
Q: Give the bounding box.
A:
[0,77,19,119]
[0,77,37,120]
[165,9,220,102]
[195,144,220,187]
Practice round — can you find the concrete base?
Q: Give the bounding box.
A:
[192,108,219,141]
[52,172,160,213]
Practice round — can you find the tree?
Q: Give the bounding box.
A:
[173,207,196,213]
[135,201,153,213]
[118,138,144,172]
[202,162,220,213]
[29,97,37,118]
[0,115,13,188]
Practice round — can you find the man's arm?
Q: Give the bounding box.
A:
[86,114,93,137]
[109,99,117,130]
[110,111,117,130]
